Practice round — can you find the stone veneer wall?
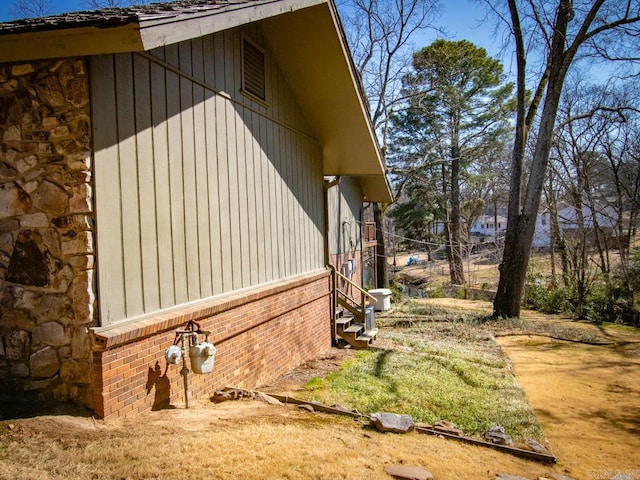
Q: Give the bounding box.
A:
[0,58,95,405]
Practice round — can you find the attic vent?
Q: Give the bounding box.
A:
[242,36,266,102]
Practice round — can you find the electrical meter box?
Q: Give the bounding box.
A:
[190,342,216,374]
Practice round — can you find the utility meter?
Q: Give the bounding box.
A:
[189,341,216,374]
[165,345,183,365]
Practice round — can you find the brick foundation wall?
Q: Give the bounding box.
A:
[91,270,331,419]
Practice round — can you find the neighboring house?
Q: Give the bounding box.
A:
[469,214,506,244]
[0,0,391,419]
[533,204,617,248]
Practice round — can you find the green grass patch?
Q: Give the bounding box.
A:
[300,304,543,441]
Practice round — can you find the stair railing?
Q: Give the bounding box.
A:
[334,269,376,322]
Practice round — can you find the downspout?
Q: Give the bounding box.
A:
[360,202,371,288]
[324,176,341,346]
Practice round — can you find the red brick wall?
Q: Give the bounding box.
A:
[91,270,331,419]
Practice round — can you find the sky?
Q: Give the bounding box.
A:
[0,0,501,58]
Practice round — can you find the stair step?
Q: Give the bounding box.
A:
[336,316,352,330]
[343,324,364,335]
[356,329,378,342]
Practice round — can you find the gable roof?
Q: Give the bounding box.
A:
[0,0,392,202]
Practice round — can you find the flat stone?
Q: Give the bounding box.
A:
[24,377,58,391]
[1,310,34,331]
[485,425,513,445]
[0,218,20,235]
[60,360,91,384]
[298,404,314,412]
[32,294,73,324]
[255,392,282,405]
[68,184,91,213]
[36,321,69,347]
[526,439,550,454]
[61,231,93,256]
[30,347,59,378]
[10,363,30,377]
[0,182,31,217]
[15,155,38,173]
[71,326,91,360]
[11,64,34,76]
[370,412,414,433]
[32,180,68,217]
[3,125,21,142]
[3,329,31,360]
[433,420,463,435]
[71,271,94,321]
[20,212,49,228]
[547,474,576,480]
[496,475,530,480]
[385,465,433,480]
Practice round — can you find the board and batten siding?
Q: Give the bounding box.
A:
[327,177,363,257]
[91,26,324,326]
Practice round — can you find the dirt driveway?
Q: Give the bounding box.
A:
[498,334,640,480]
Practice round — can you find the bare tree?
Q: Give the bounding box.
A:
[9,0,53,18]
[82,0,154,9]
[491,0,640,318]
[337,0,440,287]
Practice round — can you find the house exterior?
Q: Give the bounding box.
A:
[533,204,616,248]
[0,0,391,418]
[469,214,506,244]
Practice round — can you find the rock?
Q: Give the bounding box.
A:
[0,182,31,217]
[385,465,434,480]
[61,231,93,256]
[15,155,38,173]
[495,475,530,480]
[3,125,21,142]
[547,474,576,480]
[60,360,91,384]
[24,377,58,391]
[211,391,232,403]
[10,363,30,377]
[3,330,31,360]
[32,180,69,217]
[1,310,34,331]
[485,425,512,445]
[433,420,463,435]
[36,322,69,347]
[33,294,73,324]
[68,184,91,213]
[19,212,48,228]
[71,326,91,359]
[11,64,34,76]
[298,404,314,412]
[526,439,550,454]
[255,392,282,405]
[30,347,60,378]
[370,412,414,433]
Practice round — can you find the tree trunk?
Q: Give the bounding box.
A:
[449,136,465,285]
[494,0,574,318]
[373,202,388,288]
[494,72,569,317]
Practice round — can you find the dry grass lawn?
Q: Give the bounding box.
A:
[1,298,639,480]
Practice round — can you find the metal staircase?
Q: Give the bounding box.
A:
[331,269,378,349]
